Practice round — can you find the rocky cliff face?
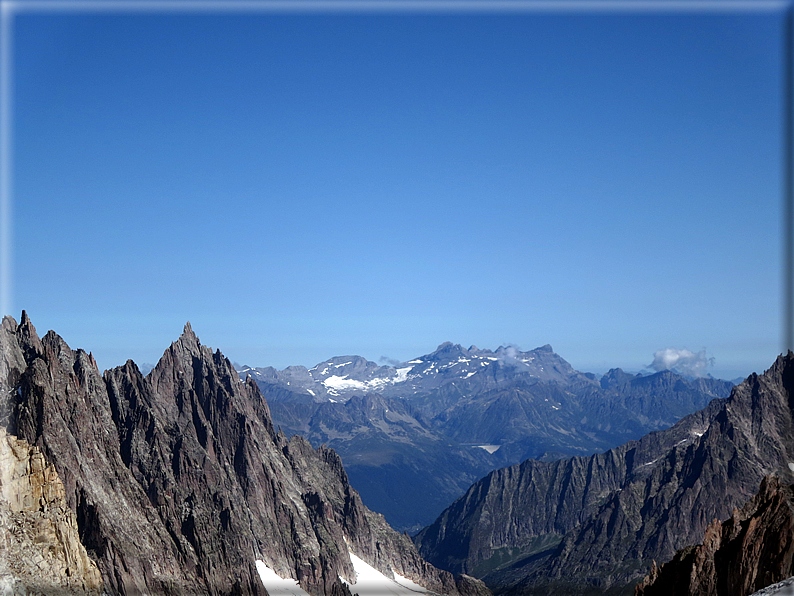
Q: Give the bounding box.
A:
[635,475,794,596]
[415,353,794,595]
[0,312,463,596]
[0,427,103,595]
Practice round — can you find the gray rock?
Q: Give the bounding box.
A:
[0,313,466,596]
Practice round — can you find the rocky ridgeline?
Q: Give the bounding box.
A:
[0,312,468,596]
[415,353,794,595]
[635,475,794,596]
[0,427,103,594]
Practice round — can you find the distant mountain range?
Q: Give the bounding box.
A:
[237,343,733,532]
[413,352,794,595]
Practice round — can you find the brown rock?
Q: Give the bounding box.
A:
[635,475,794,596]
[0,427,103,595]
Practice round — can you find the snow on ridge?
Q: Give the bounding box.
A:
[321,368,412,394]
[255,561,312,596]
[324,375,368,391]
[394,366,412,383]
[344,552,428,595]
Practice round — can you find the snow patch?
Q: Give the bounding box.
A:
[788,462,794,473]
[750,577,794,596]
[475,445,500,454]
[640,457,661,468]
[344,552,428,595]
[324,375,367,391]
[393,572,430,593]
[394,367,412,383]
[255,561,312,596]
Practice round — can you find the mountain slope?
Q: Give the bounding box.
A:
[415,353,794,595]
[0,313,462,596]
[265,392,497,533]
[635,475,794,596]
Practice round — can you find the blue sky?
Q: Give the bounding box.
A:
[4,1,786,379]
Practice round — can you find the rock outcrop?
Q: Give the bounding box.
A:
[635,475,794,596]
[415,353,794,595]
[0,312,463,596]
[0,427,103,595]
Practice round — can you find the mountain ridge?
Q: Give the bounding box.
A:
[414,352,794,595]
[0,313,465,596]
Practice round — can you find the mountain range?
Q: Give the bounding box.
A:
[4,312,783,596]
[413,352,794,595]
[0,313,478,596]
[238,343,733,531]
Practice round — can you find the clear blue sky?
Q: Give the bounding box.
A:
[5,1,786,380]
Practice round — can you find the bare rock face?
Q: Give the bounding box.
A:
[0,427,103,594]
[454,574,491,596]
[635,475,794,596]
[0,313,464,596]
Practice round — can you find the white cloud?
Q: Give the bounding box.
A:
[649,348,714,378]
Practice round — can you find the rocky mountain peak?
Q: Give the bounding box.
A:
[2,314,465,596]
[599,367,637,389]
[176,320,202,354]
[182,320,196,339]
[12,310,43,360]
[432,342,466,357]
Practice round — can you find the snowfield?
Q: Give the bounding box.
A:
[256,552,430,596]
[255,561,312,596]
[751,577,794,596]
[344,552,429,595]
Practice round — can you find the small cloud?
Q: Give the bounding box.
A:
[497,344,523,367]
[649,348,714,378]
[379,356,401,366]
